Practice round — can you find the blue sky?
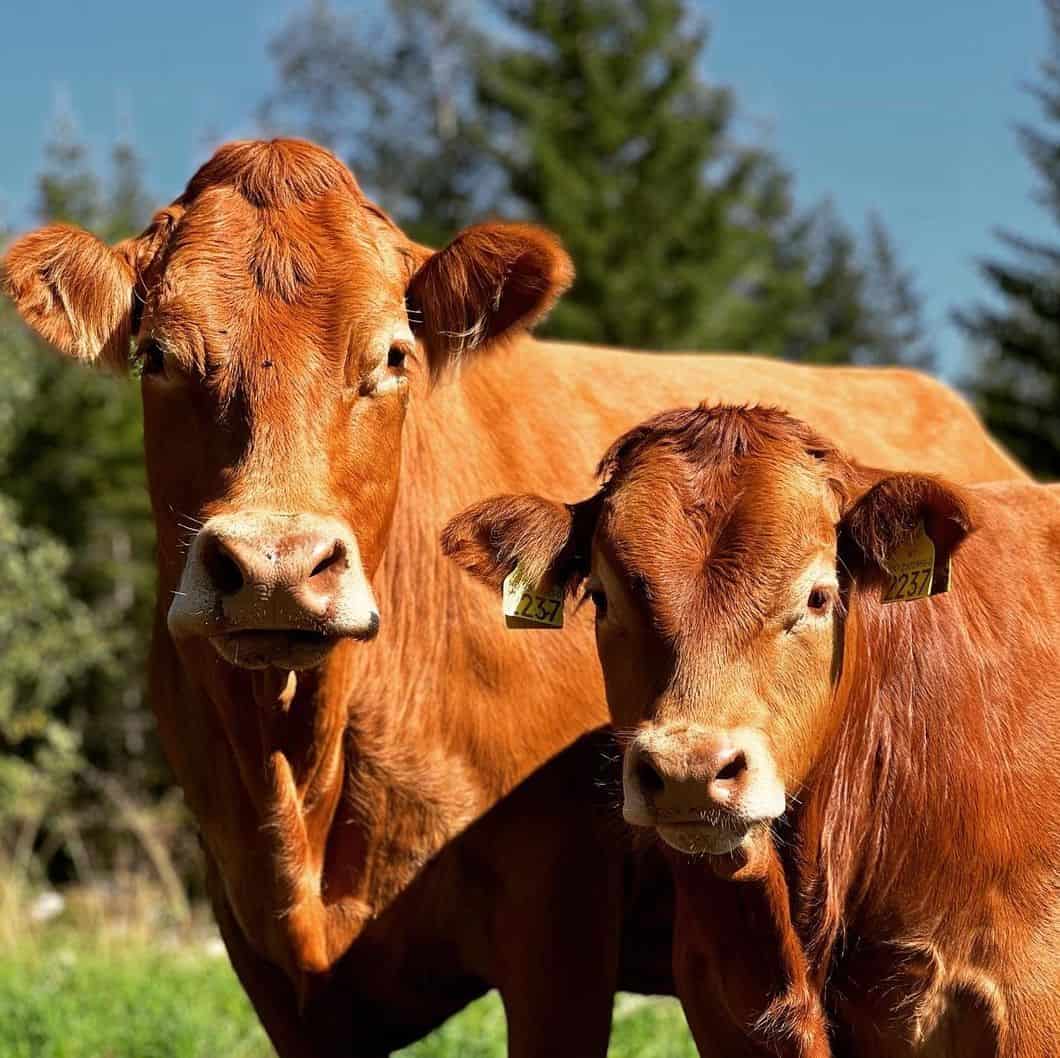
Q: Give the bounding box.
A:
[0,0,1048,378]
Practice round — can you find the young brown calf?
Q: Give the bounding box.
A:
[444,404,1060,1058]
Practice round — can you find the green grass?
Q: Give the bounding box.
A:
[399,993,696,1058]
[0,939,269,1058]
[0,936,695,1058]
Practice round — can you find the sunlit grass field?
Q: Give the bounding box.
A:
[0,931,695,1058]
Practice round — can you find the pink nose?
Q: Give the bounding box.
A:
[628,737,751,815]
[168,513,380,643]
[201,529,349,622]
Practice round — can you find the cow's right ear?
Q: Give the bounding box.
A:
[2,224,138,369]
[442,492,598,594]
[407,223,574,379]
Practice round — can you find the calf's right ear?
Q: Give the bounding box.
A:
[442,492,594,594]
[839,472,973,586]
[2,224,137,369]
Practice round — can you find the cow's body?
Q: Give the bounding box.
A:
[3,140,1025,1057]
[149,342,1020,1056]
[445,403,1055,1057]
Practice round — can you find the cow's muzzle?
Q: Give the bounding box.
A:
[167,512,380,669]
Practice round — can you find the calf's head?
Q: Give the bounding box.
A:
[2,139,572,672]
[444,405,971,863]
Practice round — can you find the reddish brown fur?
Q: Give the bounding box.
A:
[408,222,574,376]
[446,405,1058,1057]
[4,139,1029,1057]
[2,224,136,366]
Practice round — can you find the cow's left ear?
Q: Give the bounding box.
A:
[839,472,973,582]
[407,223,574,377]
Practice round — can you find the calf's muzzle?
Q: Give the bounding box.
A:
[622,723,786,856]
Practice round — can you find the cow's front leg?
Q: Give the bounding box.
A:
[492,843,625,1058]
[206,854,392,1058]
[206,860,323,1058]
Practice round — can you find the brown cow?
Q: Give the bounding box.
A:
[444,403,1060,1057]
[2,139,1024,1057]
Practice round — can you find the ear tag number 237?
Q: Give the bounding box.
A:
[502,564,565,629]
[881,520,947,604]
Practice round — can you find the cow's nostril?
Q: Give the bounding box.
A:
[202,538,246,595]
[715,751,748,783]
[635,755,666,797]
[309,540,347,580]
[213,553,244,594]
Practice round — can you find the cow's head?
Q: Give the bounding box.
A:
[443,405,972,867]
[2,140,572,671]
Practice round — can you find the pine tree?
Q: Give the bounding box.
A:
[263,0,488,243]
[478,0,791,349]
[104,141,152,242]
[780,208,935,367]
[958,0,1060,475]
[476,0,923,361]
[1,111,164,883]
[775,205,869,365]
[265,0,931,363]
[860,214,934,368]
[36,104,100,230]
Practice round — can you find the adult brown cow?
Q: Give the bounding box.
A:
[444,404,1060,1057]
[2,139,1023,1058]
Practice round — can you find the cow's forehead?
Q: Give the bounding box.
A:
[145,186,410,370]
[164,186,403,299]
[603,445,835,548]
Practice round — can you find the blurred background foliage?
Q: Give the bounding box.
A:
[0,0,1054,900]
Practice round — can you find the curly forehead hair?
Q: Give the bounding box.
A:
[602,404,839,485]
[596,403,855,507]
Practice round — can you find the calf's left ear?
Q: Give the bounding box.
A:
[442,492,595,594]
[407,223,574,377]
[839,472,973,582]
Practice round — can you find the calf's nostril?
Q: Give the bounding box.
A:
[309,540,347,580]
[635,755,666,797]
[715,751,748,784]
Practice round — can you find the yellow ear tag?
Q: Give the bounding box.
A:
[881,520,949,604]
[502,563,564,629]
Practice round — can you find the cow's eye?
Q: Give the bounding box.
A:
[137,338,166,376]
[807,587,833,616]
[387,344,408,370]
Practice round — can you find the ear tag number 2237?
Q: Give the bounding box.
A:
[881,520,946,604]
[502,565,564,629]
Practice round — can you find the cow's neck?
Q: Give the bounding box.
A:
[323,366,552,887]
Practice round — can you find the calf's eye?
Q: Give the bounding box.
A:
[387,345,408,369]
[137,338,166,376]
[807,587,832,615]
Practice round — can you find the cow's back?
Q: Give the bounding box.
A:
[369,343,1025,1054]
[454,342,1024,499]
